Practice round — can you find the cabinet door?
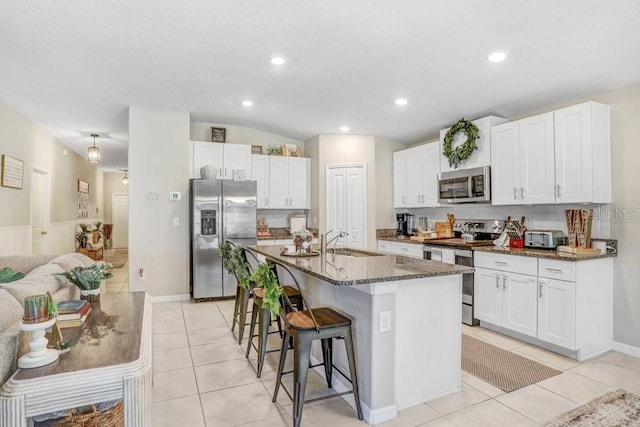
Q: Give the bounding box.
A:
[223,144,251,180]
[502,273,538,337]
[251,155,269,208]
[474,268,503,325]
[554,104,593,203]
[393,151,407,208]
[391,242,423,258]
[537,278,576,349]
[406,146,424,207]
[192,142,223,179]
[520,113,555,204]
[268,156,289,208]
[491,122,520,205]
[423,143,441,207]
[287,157,309,209]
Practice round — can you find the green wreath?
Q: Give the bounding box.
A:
[442,118,480,168]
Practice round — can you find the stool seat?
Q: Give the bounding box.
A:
[286,308,351,330]
[253,285,299,299]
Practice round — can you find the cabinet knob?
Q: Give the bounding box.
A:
[513,188,518,199]
[496,275,501,288]
[538,280,545,298]
[556,184,561,198]
[502,275,507,289]
[520,187,525,199]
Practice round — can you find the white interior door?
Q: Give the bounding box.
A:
[31,169,50,254]
[326,164,366,249]
[112,193,129,249]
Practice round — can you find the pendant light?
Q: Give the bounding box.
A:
[88,134,101,163]
[121,169,129,186]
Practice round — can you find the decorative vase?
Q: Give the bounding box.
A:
[80,288,100,303]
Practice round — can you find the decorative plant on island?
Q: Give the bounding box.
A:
[219,242,282,317]
[54,263,113,302]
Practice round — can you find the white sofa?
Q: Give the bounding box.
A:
[0,253,95,385]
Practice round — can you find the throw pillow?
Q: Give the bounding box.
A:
[0,267,25,283]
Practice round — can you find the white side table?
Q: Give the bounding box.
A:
[18,318,58,369]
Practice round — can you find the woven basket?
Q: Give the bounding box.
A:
[49,401,123,427]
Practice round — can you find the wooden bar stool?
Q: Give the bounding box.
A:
[229,243,253,345]
[244,282,302,377]
[269,261,363,427]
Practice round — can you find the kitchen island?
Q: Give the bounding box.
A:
[250,245,473,425]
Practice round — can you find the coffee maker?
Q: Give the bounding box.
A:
[396,213,415,238]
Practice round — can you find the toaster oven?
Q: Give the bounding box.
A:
[524,230,566,249]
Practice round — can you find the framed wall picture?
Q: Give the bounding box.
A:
[211,127,226,143]
[77,179,89,194]
[1,155,24,189]
[251,145,263,155]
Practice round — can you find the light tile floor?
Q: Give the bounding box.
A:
[106,264,640,426]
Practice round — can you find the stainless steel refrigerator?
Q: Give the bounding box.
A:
[190,179,257,299]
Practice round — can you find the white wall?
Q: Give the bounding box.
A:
[128,106,190,297]
[374,137,405,229]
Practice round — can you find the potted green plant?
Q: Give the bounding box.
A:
[76,223,91,255]
[54,263,113,302]
[249,262,283,317]
[219,242,252,290]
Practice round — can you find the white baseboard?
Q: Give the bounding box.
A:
[309,355,397,425]
[152,294,191,303]
[612,341,640,358]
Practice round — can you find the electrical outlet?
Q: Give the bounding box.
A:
[379,311,391,333]
[139,268,145,280]
[173,217,180,226]
[169,191,181,200]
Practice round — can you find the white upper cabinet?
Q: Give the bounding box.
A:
[393,143,440,208]
[192,142,223,179]
[491,112,555,205]
[190,142,251,180]
[440,116,507,173]
[393,150,407,208]
[251,154,269,208]
[266,156,310,209]
[554,101,611,204]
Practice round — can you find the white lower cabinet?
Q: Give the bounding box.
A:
[377,240,423,258]
[474,251,612,360]
[537,277,576,349]
[474,267,537,337]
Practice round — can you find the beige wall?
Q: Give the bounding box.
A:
[592,85,640,348]
[129,106,190,297]
[102,172,128,224]
[190,122,304,154]
[374,137,405,229]
[0,102,103,228]
[308,134,403,247]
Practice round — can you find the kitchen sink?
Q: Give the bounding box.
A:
[327,248,384,257]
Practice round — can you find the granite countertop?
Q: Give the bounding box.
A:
[250,245,473,286]
[473,245,617,261]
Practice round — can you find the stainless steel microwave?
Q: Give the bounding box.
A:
[438,166,491,204]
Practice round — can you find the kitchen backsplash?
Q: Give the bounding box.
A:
[401,203,613,239]
[257,209,308,228]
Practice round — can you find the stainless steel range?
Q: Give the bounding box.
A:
[423,220,505,325]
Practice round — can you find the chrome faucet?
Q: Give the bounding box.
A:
[321,229,349,253]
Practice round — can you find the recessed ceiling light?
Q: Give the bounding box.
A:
[270,57,285,65]
[340,126,350,132]
[488,51,507,63]
[242,100,253,107]
[395,98,408,106]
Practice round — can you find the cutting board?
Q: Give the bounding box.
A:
[435,222,454,238]
[557,245,601,254]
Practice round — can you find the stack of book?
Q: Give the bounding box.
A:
[56,300,92,328]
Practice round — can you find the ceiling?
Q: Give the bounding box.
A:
[1,1,639,171]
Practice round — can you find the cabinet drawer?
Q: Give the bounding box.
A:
[377,241,392,253]
[390,242,424,258]
[539,259,576,282]
[474,252,537,276]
